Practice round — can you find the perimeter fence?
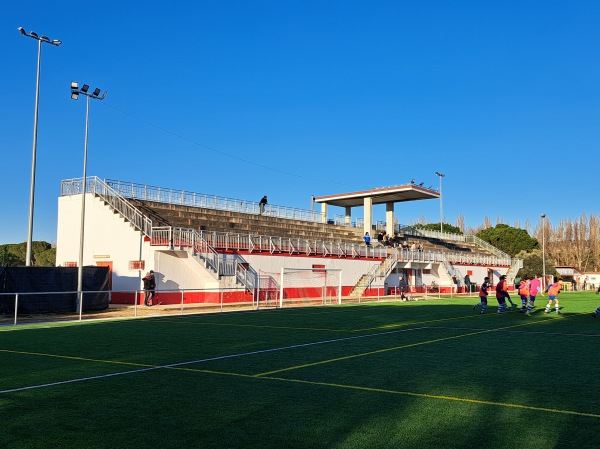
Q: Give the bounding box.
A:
[0,283,481,327]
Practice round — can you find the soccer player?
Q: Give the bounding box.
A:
[518,277,529,312]
[524,274,544,316]
[543,278,562,314]
[495,275,509,313]
[473,276,490,314]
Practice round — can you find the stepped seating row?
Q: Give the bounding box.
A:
[130,199,496,257]
[135,200,365,244]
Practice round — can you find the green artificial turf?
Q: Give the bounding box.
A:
[1,291,600,448]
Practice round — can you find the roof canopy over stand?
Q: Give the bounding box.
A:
[314,184,440,237]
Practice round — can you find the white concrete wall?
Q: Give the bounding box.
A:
[56,194,219,294]
[153,250,219,292]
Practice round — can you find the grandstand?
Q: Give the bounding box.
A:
[55,177,521,306]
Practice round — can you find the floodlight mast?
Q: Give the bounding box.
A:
[541,214,547,288]
[18,27,61,266]
[435,172,445,233]
[70,82,107,319]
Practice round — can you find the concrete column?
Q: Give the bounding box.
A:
[320,203,328,224]
[386,202,394,236]
[363,197,373,236]
[345,206,352,225]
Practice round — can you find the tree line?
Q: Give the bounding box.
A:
[1,241,56,267]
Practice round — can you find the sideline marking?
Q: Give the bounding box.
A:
[428,325,600,338]
[4,357,598,420]
[259,376,600,420]
[0,326,429,395]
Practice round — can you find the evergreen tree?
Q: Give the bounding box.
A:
[476,224,538,257]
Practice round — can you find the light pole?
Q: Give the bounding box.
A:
[18,27,62,266]
[71,82,107,318]
[541,214,547,288]
[435,172,445,233]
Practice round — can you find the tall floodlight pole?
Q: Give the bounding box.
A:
[541,214,547,288]
[435,172,445,233]
[18,27,62,266]
[71,82,107,318]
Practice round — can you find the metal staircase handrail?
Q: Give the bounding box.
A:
[170,227,220,276]
[399,225,512,260]
[464,234,511,259]
[351,251,399,296]
[61,177,153,236]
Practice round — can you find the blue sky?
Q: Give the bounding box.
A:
[2,1,599,245]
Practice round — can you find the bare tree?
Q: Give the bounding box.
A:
[456,213,465,233]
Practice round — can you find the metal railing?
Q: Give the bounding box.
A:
[153,227,512,266]
[61,177,153,236]
[105,178,327,224]
[398,226,516,264]
[163,229,390,259]
[465,234,511,259]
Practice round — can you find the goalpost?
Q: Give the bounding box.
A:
[259,267,342,308]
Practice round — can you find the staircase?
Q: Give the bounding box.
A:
[504,258,524,285]
[61,177,260,293]
[349,251,398,298]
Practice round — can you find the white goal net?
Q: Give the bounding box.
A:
[258,267,342,308]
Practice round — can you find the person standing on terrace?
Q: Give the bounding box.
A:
[259,195,268,215]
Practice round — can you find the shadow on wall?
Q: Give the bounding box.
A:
[112,272,181,294]
[155,272,181,293]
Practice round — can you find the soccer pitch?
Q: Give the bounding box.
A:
[2,292,600,449]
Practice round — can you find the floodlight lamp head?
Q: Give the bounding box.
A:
[71,81,78,90]
[29,31,38,38]
[18,27,26,35]
[40,35,50,42]
[52,39,62,46]
[92,88,101,97]
[81,84,89,93]
[71,91,79,100]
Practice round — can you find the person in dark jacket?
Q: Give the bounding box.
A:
[259,196,268,215]
[399,276,408,301]
[142,270,157,306]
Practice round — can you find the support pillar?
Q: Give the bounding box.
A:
[320,203,328,224]
[345,206,351,225]
[363,197,373,236]
[386,202,394,236]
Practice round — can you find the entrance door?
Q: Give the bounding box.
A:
[96,261,113,290]
[415,269,423,292]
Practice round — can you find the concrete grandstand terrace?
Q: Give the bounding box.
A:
[107,178,476,252]
[134,197,500,263]
[132,199,365,243]
[116,179,496,259]
[56,177,516,307]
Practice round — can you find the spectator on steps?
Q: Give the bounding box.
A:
[364,232,371,247]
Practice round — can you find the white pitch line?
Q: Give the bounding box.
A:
[0,326,431,394]
[427,325,600,338]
